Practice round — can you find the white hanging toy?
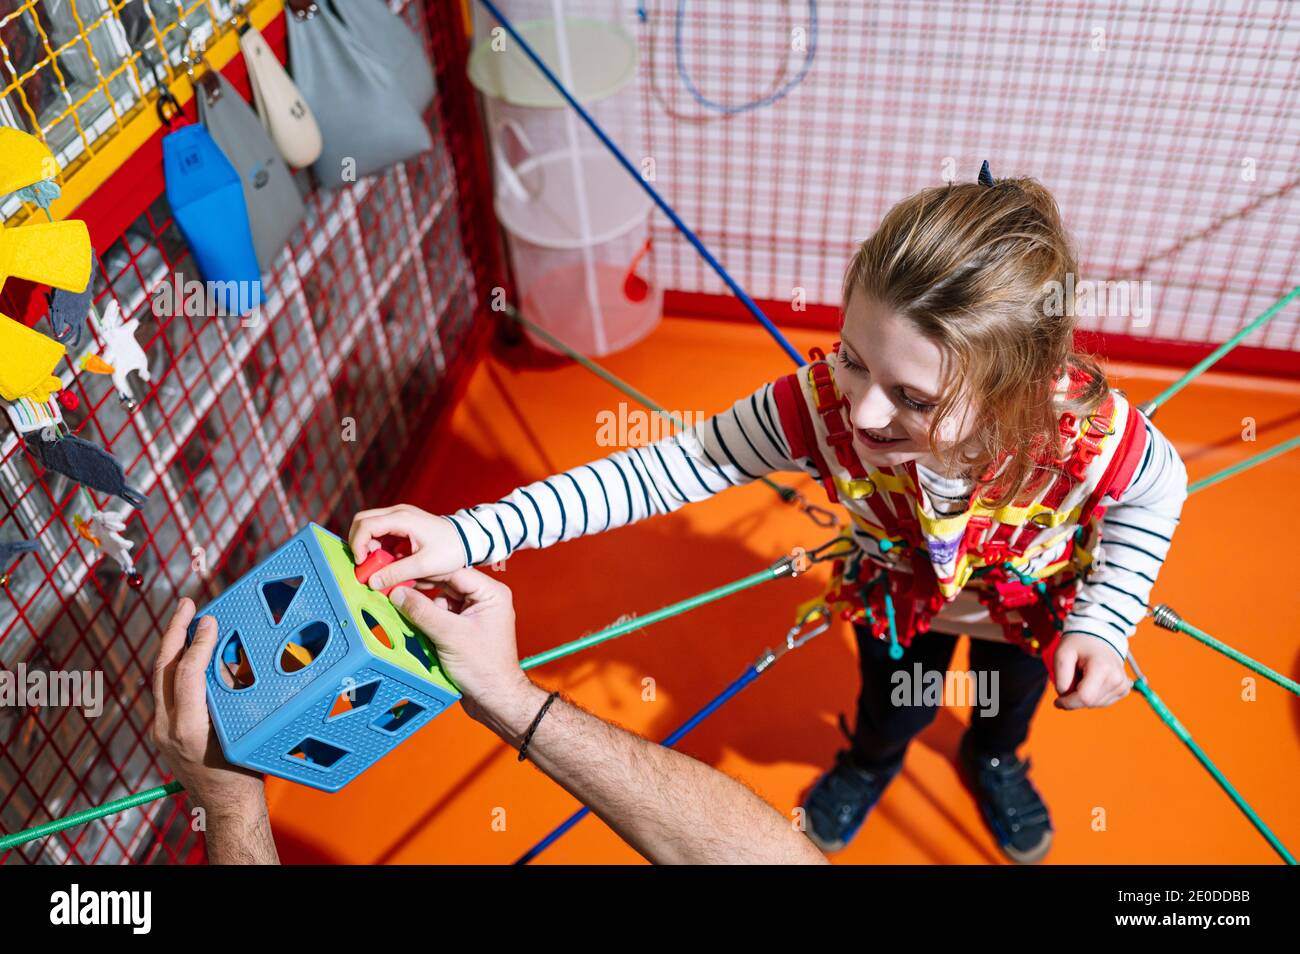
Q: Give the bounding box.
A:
[85,510,137,577]
[95,300,151,407]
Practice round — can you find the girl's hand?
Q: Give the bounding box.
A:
[348,504,466,590]
[1052,633,1132,710]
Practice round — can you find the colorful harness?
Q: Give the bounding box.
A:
[773,346,1148,671]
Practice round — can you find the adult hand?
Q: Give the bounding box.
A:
[390,569,544,738]
[150,599,265,813]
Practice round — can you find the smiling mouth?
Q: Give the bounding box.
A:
[856,427,907,447]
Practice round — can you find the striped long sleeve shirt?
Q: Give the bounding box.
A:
[443,379,1187,660]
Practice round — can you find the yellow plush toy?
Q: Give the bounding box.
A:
[0,128,91,403]
[0,127,92,295]
[0,218,91,295]
[0,127,59,196]
[0,313,65,403]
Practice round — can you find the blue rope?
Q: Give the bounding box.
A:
[674,1,818,114]
[475,0,805,367]
[514,664,762,864]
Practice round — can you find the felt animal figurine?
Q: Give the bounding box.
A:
[47,255,97,349]
[96,300,152,407]
[25,432,147,509]
[87,511,137,577]
[0,538,39,587]
[0,313,65,403]
[0,127,58,196]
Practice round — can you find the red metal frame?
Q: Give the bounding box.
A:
[665,290,1300,379]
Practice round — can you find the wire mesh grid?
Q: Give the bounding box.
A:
[481,0,1298,349]
[0,0,267,222]
[637,0,1300,348]
[0,0,502,863]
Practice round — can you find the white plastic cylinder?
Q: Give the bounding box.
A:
[468,11,660,358]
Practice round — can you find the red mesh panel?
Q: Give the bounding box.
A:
[0,0,506,864]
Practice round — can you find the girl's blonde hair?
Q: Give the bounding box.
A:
[842,174,1108,509]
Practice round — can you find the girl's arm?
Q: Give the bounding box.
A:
[1062,410,1189,661]
[442,380,810,568]
[349,379,813,585]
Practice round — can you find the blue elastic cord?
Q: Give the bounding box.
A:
[675,1,818,114]
[475,0,805,367]
[514,664,763,864]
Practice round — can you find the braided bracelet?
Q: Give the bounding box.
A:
[518,691,560,762]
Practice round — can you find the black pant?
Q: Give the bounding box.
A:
[850,624,1049,771]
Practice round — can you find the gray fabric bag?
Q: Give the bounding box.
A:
[287,0,432,188]
[331,0,436,114]
[197,71,307,274]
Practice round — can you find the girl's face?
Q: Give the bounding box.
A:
[833,289,977,473]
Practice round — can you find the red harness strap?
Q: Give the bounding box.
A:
[774,354,1142,672]
[773,361,842,504]
[1081,399,1148,522]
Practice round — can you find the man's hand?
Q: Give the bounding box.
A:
[390,569,543,739]
[1052,633,1132,710]
[392,570,825,863]
[151,599,278,864]
[348,504,467,590]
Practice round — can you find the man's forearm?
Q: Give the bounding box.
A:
[202,793,280,865]
[484,680,826,865]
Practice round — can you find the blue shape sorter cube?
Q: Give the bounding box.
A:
[188,523,461,792]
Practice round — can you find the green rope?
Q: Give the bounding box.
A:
[1129,662,1295,865]
[1187,433,1300,496]
[0,561,793,853]
[505,304,837,527]
[1142,285,1300,415]
[1151,605,1300,696]
[520,565,786,669]
[0,781,183,853]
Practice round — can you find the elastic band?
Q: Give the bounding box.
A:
[518,691,560,762]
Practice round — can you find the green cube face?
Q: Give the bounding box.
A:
[312,525,459,695]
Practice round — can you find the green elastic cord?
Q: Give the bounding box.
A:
[883,588,902,660]
[518,565,782,670]
[1156,612,1300,697]
[1188,434,1300,496]
[1143,285,1300,414]
[1131,677,1295,865]
[0,781,183,853]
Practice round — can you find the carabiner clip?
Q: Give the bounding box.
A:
[755,604,831,672]
[807,533,857,565]
[144,53,182,127]
[788,489,840,528]
[786,604,831,650]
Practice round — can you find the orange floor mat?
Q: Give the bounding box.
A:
[265,316,1300,864]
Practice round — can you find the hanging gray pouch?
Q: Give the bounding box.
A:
[331,0,436,114]
[287,0,432,188]
[197,71,306,275]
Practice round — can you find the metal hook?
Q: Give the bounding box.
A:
[807,533,858,565]
[143,50,182,127]
[755,604,832,672]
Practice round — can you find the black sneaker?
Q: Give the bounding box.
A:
[803,750,901,853]
[957,732,1054,864]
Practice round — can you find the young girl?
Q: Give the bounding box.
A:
[349,165,1188,864]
